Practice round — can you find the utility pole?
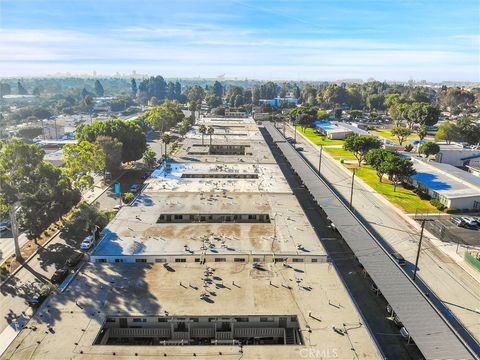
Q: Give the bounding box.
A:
[413,218,432,281]
[282,119,286,137]
[349,168,356,210]
[8,205,21,262]
[318,145,323,173]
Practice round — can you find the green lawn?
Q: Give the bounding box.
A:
[370,129,418,144]
[323,147,357,160]
[353,166,439,213]
[295,126,345,146]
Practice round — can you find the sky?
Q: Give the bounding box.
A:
[0,0,479,81]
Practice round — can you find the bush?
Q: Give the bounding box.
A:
[415,189,431,200]
[430,199,446,211]
[123,192,135,204]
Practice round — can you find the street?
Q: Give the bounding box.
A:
[284,125,480,348]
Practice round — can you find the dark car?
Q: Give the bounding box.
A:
[51,267,69,284]
[141,172,150,180]
[66,252,84,267]
[391,252,406,267]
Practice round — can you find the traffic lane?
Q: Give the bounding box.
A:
[264,129,422,359]
[285,126,480,351]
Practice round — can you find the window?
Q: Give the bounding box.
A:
[106,318,116,323]
[135,259,147,263]
[158,318,167,322]
[97,258,107,263]
[292,258,304,263]
[248,214,256,220]
[234,258,245,262]
[311,258,318,263]
[253,258,261,262]
[175,258,186,263]
[114,259,123,263]
[215,258,226,262]
[260,317,273,322]
[174,215,182,220]
[236,317,249,322]
[132,318,146,323]
[155,258,166,263]
[194,258,201,262]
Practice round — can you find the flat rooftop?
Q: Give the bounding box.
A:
[4,262,380,360]
[143,162,290,194]
[91,193,326,257]
[411,159,480,199]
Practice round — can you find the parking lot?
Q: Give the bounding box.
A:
[420,215,480,247]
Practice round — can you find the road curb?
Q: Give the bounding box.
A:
[289,124,480,284]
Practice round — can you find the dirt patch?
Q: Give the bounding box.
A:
[177,224,213,239]
[144,225,177,239]
[218,223,241,238]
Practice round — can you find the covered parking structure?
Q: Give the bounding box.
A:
[264,121,476,360]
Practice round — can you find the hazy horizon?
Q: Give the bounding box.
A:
[1,0,479,81]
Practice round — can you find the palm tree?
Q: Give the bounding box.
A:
[160,132,171,159]
[207,126,214,154]
[198,124,207,145]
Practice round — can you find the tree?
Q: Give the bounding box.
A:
[365,148,394,182]
[94,80,104,97]
[346,109,362,121]
[0,83,11,97]
[366,94,386,111]
[148,96,159,107]
[146,100,185,132]
[143,147,156,169]
[212,81,223,97]
[0,140,79,242]
[384,156,416,192]
[388,103,402,127]
[76,119,147,162]
[61,202,110,242]
[406,102,440,129]
[63,141,106,189]
[137,76,167,103]
[178,118,190,137]
[234,94,244,108]
[17,126,43,140]
[416,124,427,141]
[391,127,411,145]
[419,142,440,158]
[17,81,28,95]
[455,117,480,145]
[205,95,222,108]
[186,85,205,121]
[207,126,215,152]
[199,124,207,145]
[95,136,123,173]
[160,132,172,158]
[435,121,457,144]
[131,78,137,98]
[343,135,382,167]
[439,87,475,113]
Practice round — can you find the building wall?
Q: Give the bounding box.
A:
[435,149,480,167]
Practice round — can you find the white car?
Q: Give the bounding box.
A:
[80,235,94,250]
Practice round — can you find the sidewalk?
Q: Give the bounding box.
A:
[286,124,480,342]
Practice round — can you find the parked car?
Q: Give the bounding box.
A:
[26,293,47,307]
[286,137,296,144]
[80,235,94,250]
[141,172,149,180]
[460,217,478,229]
[296,146,304,151]
[66,252,84,267]
[370,282,381,295]
[130,183,140,193]
[450,217,467,228]
[391,252,406,267]
[51,267,69,284]
[0,219,11,232]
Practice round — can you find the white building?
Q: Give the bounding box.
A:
[409,158,480,210]
[434,143,480,167]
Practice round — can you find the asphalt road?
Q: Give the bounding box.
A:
[262,128,424,359]
[283,125,480,353]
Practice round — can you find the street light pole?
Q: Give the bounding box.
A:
[318,145,323,173]
[349,168,356,210]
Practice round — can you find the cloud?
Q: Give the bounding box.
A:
[0,27,478,81]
